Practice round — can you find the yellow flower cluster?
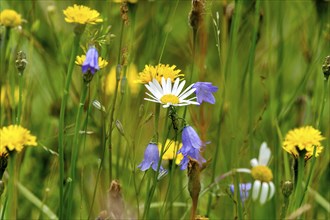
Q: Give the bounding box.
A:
[75,55,108,69]
[0,9,22,27]
[137,64,183,84]
[63,4,103,25]
[159,139,183,165]
[0,125,37,154]
[283,126,325,159]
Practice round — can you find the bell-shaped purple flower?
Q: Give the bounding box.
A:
[82,46,100,74]
[192,82,218,104]
[179,126,203,155]
[229,183,252,202]
[179,147,206,170]
[138,143,166,172]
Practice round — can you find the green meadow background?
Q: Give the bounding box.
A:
[1,0,329,219]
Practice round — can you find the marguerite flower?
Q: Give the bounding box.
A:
[192,82,218,104]
[138,143,166,173]
[144,77,199,108]
[0,125,37,153]
[236,142,275,205]
[0,9,22,27]
[138,64,183,84]
[63,4,103,25]
[283,126,325,160]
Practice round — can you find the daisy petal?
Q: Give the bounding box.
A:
[252,180,261,201]
[259,182,269,205]
[268,181,275,200]
[250,158,259,167]
[259,142,271,166]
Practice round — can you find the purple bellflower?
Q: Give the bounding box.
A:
[82,46,100,74]
[192,82,218,104]
[179,147,206,170]
[178,126,207,170]
[229,183,252,203]
[138,143,166,172]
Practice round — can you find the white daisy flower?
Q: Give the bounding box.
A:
[144,77,200,108]
[236,142,275,205]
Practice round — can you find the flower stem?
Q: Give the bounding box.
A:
[316,78,329,128]
[107,20,125,182]
[299,147,317,207]
[66,81,89,219]
[6,154,17,220]
[292,154,305,212]
[142,103,162,220]
[16,74,23,125]
[58,32,82,219]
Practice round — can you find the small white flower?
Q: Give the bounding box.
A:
[236,142,275,205]
[144,77,200,108]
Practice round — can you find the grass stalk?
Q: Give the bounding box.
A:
[58,32,82,219]
[66,81,89,219]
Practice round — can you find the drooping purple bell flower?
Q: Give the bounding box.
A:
[82,46,100,74]
[179,147,206,170]
[138,143,166,173]
[192,82,218,104]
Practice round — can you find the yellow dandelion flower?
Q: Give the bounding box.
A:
[158,139,184,165]
[283,126,325,159]
[105,64,140,96]
[0,9,22,27]
[0,125,37,153]
[137,64,183,84]
[63,4,103,25]
[75,55,108,69]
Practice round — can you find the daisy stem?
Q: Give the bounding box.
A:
[316,78,329,129]
[67,81,89,219]
[58,32,82,219]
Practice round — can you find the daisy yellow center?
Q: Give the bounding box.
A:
[251,165,273,182]
[160,94,179,104]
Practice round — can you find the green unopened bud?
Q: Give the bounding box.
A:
[282,180,294,198]
[92,100,106,112]
[322,55,330,80]
[115,120,125,136]
[15,51,27,75]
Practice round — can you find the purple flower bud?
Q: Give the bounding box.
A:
[82,46,100,74]
[192,82,218,104]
